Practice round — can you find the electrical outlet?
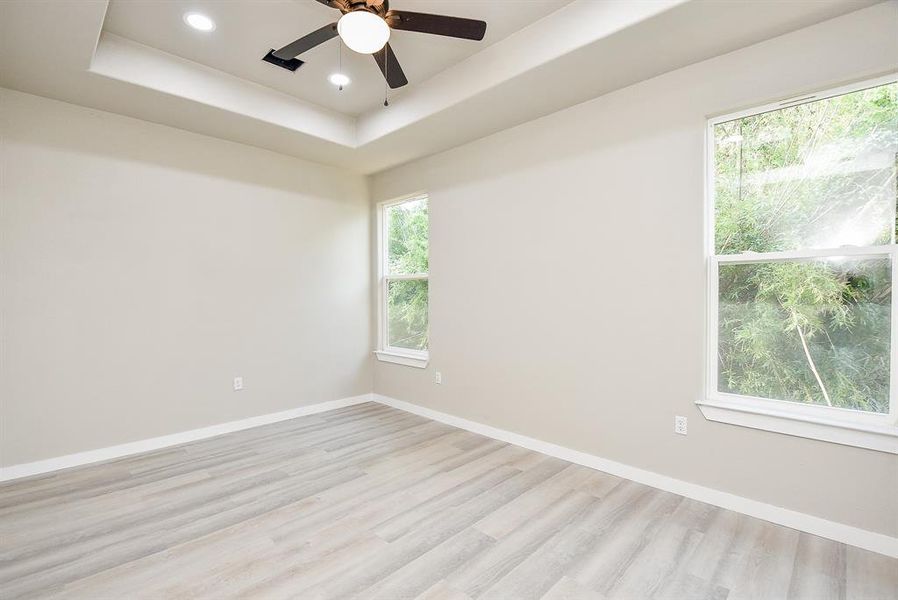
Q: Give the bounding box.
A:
[233,376,243,391]
[674,415,688,435]
[434,371,442,384]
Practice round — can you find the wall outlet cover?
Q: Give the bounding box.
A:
[675,415,687,435]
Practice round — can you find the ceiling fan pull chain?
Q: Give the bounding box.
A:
[338,40,344,91]
[383,55,389,107]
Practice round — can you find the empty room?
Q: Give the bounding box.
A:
[1,0,897,598]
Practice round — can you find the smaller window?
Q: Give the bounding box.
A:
[376,195,429,367]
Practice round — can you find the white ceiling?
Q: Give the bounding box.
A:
[1,0,892,174]
[103,0,572,117]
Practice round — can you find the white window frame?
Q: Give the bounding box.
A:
[698,74,898,454]
[374,193,429,369]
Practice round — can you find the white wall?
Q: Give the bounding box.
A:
[370,4,898,537]
[0,89,371,466]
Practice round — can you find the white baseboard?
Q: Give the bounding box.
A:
[3,391,894,558]
[372,394,898,559]
[0,394,373,483]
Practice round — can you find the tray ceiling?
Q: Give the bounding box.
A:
[102,0,572,117]
[1,0,889,174]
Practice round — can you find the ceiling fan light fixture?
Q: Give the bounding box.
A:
[337,11,390,55]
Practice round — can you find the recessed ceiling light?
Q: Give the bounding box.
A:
[328,73,351,88]
[337,11,390,54]
[184,12,215,32]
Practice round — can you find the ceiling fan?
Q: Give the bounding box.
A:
[264,0,488,89]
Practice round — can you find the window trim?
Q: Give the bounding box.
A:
[375,193,430,369]
[698,74,898,454]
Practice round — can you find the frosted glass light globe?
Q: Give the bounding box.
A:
[337,11,390,54]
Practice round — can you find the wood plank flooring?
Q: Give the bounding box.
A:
[0,402,895,599]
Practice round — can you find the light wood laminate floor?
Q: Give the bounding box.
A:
[0,402,895,599]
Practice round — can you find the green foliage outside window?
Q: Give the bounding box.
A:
[386,198,429,351]
[714,82,897,413]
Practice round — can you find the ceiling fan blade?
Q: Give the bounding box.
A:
[373,43,408,89]
[272,23,338,60]
[386,11,486,41]
[314,0,347,9]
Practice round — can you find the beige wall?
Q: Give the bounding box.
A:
[371,4,898,537]
[0,89,371,466]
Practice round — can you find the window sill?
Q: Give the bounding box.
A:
[374,350,429,369]
[696,396,898,454]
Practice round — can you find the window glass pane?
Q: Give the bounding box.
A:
[714,82,898,255]
[718,256,891,413]
[387,198,429,275]
[387,278,428,351]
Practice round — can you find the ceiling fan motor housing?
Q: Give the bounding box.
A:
[347,0,388,18]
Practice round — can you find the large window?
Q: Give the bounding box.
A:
[376,195,429,368]
[702,77,898,453]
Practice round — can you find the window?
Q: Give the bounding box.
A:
[375,194,429,368]
[700,77,898,453]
